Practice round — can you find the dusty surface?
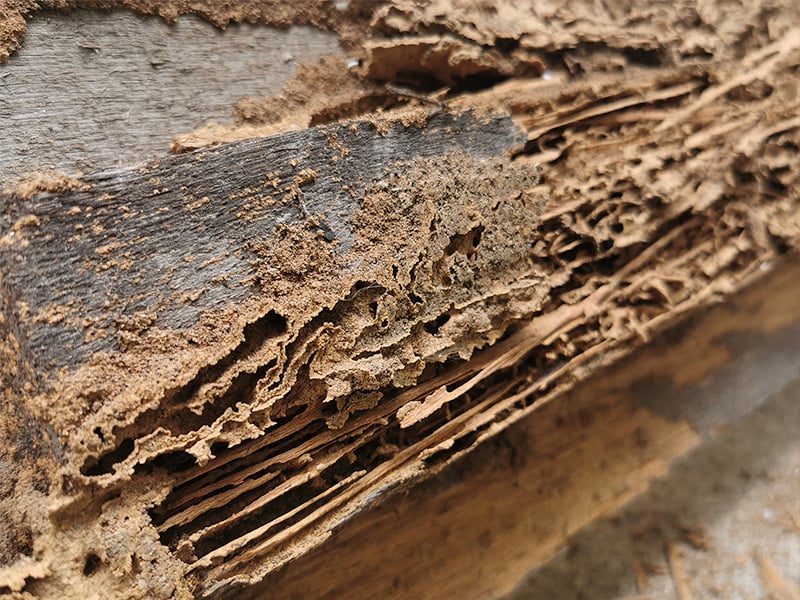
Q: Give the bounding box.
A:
[0,1,799,599]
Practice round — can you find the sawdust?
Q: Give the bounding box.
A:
[2,171,87,199]
[0,276,58,588]
[171,54,436,151]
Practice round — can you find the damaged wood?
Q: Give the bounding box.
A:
[1,2,799,599]
[249,258,800,600]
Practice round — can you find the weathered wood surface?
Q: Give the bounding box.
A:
[0,10,341,181]
[1,110,523,372]
[0,4,798,600]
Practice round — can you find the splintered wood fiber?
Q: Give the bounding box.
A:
[0,1,798,598]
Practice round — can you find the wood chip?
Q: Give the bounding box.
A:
[755,551,800,600]
[667,542,693,600]
[632,558,650,594]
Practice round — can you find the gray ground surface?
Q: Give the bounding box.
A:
[506,379,799,600]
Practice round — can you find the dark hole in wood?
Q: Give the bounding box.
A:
[494,37,520,53]
[408,292,424,305]
[83,553,101,576]
[93,427,105,443]
[136,450,197,475]
[80,438,134,476]
[423,313,451,335]
[210,441,229,456]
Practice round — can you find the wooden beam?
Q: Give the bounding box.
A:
[0,4,798,599]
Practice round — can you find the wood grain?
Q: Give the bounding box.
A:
[0,9,341,181]
[0,6,797,600]
[242,258,800,600]
[0,110,524,374]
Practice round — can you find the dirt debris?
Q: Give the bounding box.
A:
[2,171,87,199]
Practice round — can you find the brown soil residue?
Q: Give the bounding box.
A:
[0,0,36,62]
[2,170,88,199]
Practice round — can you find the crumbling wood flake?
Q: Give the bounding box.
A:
[0,2,799,600]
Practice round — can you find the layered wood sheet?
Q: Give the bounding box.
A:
[0,2,798,598]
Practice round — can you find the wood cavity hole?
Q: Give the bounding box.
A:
[444,225,484,259]
[83,553,101,576]
[80,437,134,476]
[137,450,197,475]
[424,313,451,335]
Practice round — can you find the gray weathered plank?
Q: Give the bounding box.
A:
[0,9,341,182]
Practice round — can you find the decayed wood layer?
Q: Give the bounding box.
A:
[1,17,799,600]
[250,259,800,600]
[5,0,796,170]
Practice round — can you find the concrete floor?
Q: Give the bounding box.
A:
[506,379,800,600]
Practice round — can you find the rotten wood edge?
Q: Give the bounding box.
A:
[227,256,800,600]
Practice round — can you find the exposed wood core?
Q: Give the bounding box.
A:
[0,2,798,599]
[251,260,800,600]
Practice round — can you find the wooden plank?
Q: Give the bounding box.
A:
[0,4,798,600]
[0,10,341,181]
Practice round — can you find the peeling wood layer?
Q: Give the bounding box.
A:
[246,260,800,600]
[0,3,799,599]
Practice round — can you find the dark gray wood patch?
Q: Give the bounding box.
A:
[0,110,526,375]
